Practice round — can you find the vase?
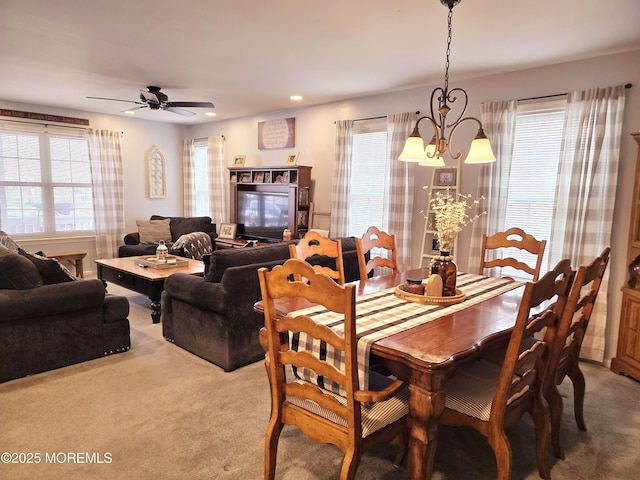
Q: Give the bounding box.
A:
[431,251,457,297]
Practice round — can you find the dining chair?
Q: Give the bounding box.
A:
[544,247,610,459]
[258,258,409,480]
[355,226,399,282]
[428,258,573,480]
[289,230,345,284]
[479,227,547,281]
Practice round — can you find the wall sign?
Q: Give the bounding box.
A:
[147,146,167,198]
[258,117,295,150]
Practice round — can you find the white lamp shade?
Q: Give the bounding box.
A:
[398,136,428,163]
[419,155,445,167]
[464,137,496,164]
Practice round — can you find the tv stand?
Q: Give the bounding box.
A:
[229,165,312,239]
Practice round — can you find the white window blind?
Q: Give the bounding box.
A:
[0,126,94,235]
[348,118,388,237]
[502,100,565,279]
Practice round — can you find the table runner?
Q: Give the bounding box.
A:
[290,272,523,395]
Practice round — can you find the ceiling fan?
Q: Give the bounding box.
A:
[87,86,215,117]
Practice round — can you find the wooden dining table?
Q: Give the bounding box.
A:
[255,267,525,480]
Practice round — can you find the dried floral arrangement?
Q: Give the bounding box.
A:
[422,186,486,254]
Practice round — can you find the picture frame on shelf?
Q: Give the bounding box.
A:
[230,174,237,183]
[253,171,264,183]
[282,171,290,183]
[426,233,440,254]
[264,172,271,183]
[434,167,457,187]
[233,155,246,167]
[285,152,299,166]
[219,223,237,240]
[239,173,252,183]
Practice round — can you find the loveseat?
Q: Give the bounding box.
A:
[160,237,361,372]
[118,215,218,258]
[0,241,131,383]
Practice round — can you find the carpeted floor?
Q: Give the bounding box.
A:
[1,286,639,479]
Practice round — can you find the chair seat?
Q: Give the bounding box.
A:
[445,360,529,421]
[287,375,409,438]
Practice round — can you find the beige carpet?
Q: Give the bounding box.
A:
[1,286,639,479]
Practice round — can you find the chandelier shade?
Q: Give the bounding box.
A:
[398,0,496,166]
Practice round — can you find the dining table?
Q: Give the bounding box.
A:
[255,267,525,480]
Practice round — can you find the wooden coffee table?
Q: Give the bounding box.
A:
[96,257,205,323]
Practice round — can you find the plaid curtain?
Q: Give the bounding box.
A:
[182,138,196,216]
[468,101,518,274]
[207,135,226,225]
[330,120,353,237]
[87,129,126,258]
[550,85,626,362]
[385,112,416,271]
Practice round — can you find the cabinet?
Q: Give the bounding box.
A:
[611,132,640,381]
[228,165,311,240]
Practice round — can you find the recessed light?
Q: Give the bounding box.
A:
[123,110,135,115]
[205,112,217,117]
[290,95,302,101]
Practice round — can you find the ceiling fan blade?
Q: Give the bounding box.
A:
[121,106,148,113]
[164,106,196,117]
[167,101,215,108]
[87,96,143,105]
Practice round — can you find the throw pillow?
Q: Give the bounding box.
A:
[150,215,213,241]
[0,247,44,289]
[0,230,21,252]
[18,248,77,284]
[172,232,213,260]
[137,219,172,244]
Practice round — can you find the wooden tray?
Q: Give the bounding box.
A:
[394,285,466,306]
[136,255,188,269]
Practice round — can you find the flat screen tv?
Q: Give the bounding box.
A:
[236,190,289,242]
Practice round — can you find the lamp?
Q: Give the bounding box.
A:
[398,0,496,166]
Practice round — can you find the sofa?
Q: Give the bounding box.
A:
[161,237,362,372]
[118,215,218,258]
[0,242,131,383]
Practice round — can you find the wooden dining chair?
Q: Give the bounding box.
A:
[428,259,573,480]
[258,258,409,480]
[544,247,610,459]
[355,226,399,282]
[289,230,345,284]
[479,227,547,281]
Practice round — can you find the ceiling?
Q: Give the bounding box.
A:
[2,0,639,125]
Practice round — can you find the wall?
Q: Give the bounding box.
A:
[1,49,638,364]
[0,100,186,273]
[187,49,640,364]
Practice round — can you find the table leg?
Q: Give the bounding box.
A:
[149,282,164,324]
[407,370,446,480]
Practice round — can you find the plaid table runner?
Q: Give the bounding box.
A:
[290,272,523,395]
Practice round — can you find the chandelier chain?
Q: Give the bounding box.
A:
[443,5,454,95]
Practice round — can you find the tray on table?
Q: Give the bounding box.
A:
[394,284,466,306]
[135,255,188,269]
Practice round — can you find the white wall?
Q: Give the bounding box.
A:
[187,49,640,364]
[1,49,639,364]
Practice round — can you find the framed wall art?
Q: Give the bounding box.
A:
[257,117,295,150]
[146,145,167,198]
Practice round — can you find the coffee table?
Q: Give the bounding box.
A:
[96,257,205,323]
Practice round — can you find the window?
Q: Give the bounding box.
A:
[192,140,210,217]
[348,118,388,237]
[0,127,94,235]
[502,99,566,278]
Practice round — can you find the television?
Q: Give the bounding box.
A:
[236,190,290,242]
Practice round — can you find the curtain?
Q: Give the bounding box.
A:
[550,85,626,362]
[330,120,354,237]
[207,135,226,225]
[182,139,196,215]
[385,112,417,271]
[468,101,518,273]
[87,129,126,258]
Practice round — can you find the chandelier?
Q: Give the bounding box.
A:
[399,0,496,166]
